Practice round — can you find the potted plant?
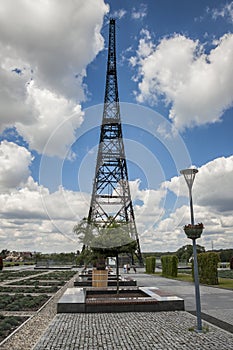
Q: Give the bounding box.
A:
[183,223,204,240]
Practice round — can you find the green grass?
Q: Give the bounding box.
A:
[173,273,193,283]
[167,272,233,289]
[149,269,233,289]
[217,278,233,289]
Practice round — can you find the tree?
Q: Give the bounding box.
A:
[91,224,137,294]
[73,218,96,252]
[176,244,205,262]
[74,219,137,294]
[0,249,10,259]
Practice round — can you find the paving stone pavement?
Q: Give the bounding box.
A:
[132,270,233,330]
[33,270,233,350]
[33,312,233,350]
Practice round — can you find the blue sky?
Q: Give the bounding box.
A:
[0,0,233,253]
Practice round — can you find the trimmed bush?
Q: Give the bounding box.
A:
[161,255,178,277]
[145,256,156,274]
[197,252,220,285]
[230,256,233,270]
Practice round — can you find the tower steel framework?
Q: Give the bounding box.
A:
[87,18,143,264]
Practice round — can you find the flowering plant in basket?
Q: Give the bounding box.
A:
[183,223,204,239]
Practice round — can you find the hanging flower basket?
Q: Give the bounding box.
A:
[183,223,204,240]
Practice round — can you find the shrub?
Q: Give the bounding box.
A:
[197,252,220,285]
[230,256,233,270]
[161,255,178,277]
[145,256,156,274]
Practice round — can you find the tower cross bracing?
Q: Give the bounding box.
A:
[87,18,143,264]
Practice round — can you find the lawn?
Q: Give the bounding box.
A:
[166,270,233,289]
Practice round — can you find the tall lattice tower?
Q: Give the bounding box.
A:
[87,18,143,264]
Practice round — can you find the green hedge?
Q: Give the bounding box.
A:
[230,256,233,270]
[196,252,220,285]
[145,256,156,274]
[161,255,178,277]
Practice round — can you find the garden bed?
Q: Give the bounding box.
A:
[0,294,50,311]
[0,270,48,283]
[8,279,63,286]
[31,271,76,280]
[0,285,58,293]
[0,269,78,343]
[0,314,28,343]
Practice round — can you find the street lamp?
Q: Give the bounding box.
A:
[180,168,203,332]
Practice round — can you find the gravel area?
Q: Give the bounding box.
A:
[33,312,233,350]
[0,273,78,350]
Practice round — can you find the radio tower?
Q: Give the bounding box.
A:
[87,18,143,265]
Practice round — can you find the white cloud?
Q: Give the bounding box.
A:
[165,155,233,213]
[0,141,232,253]
[130,179,166,231]
[0,0,108,98]
[16,82,84,157]
[194,156,233,212]
[112,9,127,19]
[0,176,90,253]
[0,60,33,131]
[131,4,147,20]
[134,155,233,251]
[212,2,233,23]
[131,31,233,131]
[0,0,109,156]
[0,180,90,253]
[0,141,90,252]
[0,141,33,191]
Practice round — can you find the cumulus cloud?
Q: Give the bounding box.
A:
[130,179,166,231]
[0,174,90,252]
[164,155,233,213]
[0,0,109,156]
[0,0,108,98]
[131,31,233,131]
[128,155,233,251]
[0,141,33,191]
[0,140,90,251]
[0,181,91,253]
[0,149,233,252]
[16,82,84,157]
[151,203,233,252]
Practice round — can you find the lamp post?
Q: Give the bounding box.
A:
[180,168,203,332]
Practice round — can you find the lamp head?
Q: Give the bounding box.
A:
[180,168,198,190]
